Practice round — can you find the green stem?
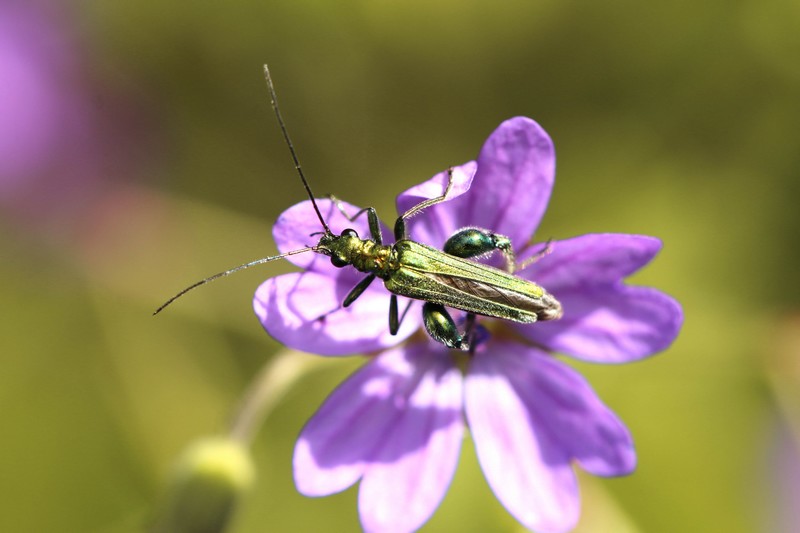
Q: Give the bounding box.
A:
[227,350,321,445]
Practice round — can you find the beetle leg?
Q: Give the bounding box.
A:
[514,238,554,272]
[328,194,384,244]
[422,302,470,351]
[389,294,399,334]
[389,295,414,335]
[444,227,516,272]
[394,167,456,241]
[343,274,377,307]
[462,313,477,354]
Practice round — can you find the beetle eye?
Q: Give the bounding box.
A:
[342,228,358,238]
[330,255,348,268]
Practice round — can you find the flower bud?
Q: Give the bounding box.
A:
[152,436,254,533]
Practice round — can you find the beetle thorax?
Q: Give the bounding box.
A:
[349,239,395,276]
[319,232,395,277]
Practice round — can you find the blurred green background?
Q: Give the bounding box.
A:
[2,0,799,532]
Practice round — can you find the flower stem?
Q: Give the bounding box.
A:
[228,350,320,445]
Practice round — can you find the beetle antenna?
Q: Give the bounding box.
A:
[263,65,331,234]
[153,246,317,315]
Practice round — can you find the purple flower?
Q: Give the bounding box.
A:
[0,3,93,202]
[254,117,683,532]
[0,1,152,241]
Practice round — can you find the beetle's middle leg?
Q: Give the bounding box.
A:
[389,294,415,335]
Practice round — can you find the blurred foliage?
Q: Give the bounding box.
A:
[1,0,799,532]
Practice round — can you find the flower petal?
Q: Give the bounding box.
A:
[466,343,579,533]
[396,117,555,249]
[501,345,634,476]
[522,234,664,291]
[358,345,464,533]
[395,161,477,248]
[273,198,393,277]
[518,284,683,363]
[253,271,420,355]
[293,348,410,496]
[293,343,464,533]
[455,117,555,245]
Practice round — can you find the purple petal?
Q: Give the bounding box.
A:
[395,161,477,248]
[769,423,800,533]
[293,344,464,533]
[294,348,408,496]
[0,3,81,183]
[521,234,664,291]
[395,117,555,249]
[273,198,392,278]
[358,346,464,533]
[452,117,556,246]
[514,234,683,363]
[492,345,634,476]
[518,284,683,363]
[253,272,420,355]
[465,343,579,533]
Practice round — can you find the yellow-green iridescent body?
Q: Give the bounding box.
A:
[319,232,562,324]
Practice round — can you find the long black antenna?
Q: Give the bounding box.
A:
[153,246,316,315]
[153,67,331,316]
[263,65,331,234]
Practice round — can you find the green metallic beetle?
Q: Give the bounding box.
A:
[155,66,562,351]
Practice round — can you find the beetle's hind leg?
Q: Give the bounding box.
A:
[514,239,554,272]
[443,227,553,274]
[422,302,472,351]
[443,227,516,272]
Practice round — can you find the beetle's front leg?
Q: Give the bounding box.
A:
[343,274,377,307]
[328,195,384,245]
